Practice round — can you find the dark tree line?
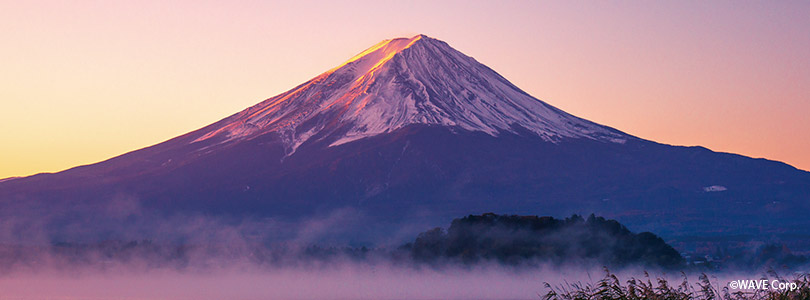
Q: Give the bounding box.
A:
[8,213,806,271]
[402,213,684,268]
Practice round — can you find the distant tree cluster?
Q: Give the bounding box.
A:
[402,213,684,268]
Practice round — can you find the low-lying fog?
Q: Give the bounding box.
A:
[0,196,805,299]
[0,264,564,300]
[2,262,796,300]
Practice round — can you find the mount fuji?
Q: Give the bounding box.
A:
[2,35,809,245]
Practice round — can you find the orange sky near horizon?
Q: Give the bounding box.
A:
[1,1,809,179]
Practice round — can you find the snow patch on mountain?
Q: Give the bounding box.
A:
[703,185,728,192]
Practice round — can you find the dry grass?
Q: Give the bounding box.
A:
[543,268,810,300]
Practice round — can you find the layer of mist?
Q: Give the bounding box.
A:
[0,195,808,299]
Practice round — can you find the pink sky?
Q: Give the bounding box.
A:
[1,0,808,179]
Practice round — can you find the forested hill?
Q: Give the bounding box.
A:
[403,213,684,268]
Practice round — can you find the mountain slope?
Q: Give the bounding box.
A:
[192,35,628,155]
[1,35,809,247]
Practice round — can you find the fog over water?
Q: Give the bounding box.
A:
[0,264,556,300]
[0,196,805,299]
[1,261,789,300]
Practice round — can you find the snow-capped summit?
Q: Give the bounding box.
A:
[193,34,629,153]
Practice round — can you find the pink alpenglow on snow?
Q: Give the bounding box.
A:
[192,35,629,155]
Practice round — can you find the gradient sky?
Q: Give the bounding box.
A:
[1,0,809,179]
